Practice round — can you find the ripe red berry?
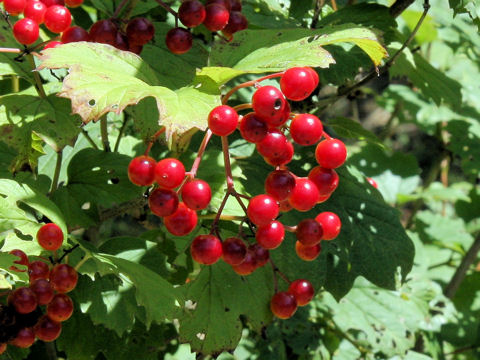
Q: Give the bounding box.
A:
[3,0,26,16]
[308,166,339,196]
[264,170,295,201]
[222,237,246,265]
[305,67,319,86]
[230,0,241,11]
[148,188,179,217]
[24,0,47,24]
[179,0,206,28]
[295,241,321,261]
[315,212,341,240]
[252,86,287,125]
[28,260,50,282]
[10,328,35,348]
[37,223,63,251]
[41,0,65,6]
[249,243,269,267]
[30,279,54,305]
[315,139,347,169]
[296,219,323,246]
[288,178,319,212]
[181,179,211,210]
[34,315,62,342]
[208,105,239,136]
[239,113,267,143]
[126,17,154,45]
[203,3,229,31]
[47,293,73,322]
[61,26,89,43]
[43,41,62,50]
[165,27,193,54]
[222,11,247,35]
[280,67,318,101]
[256,220,284,249]
[128,43,143,54]
[256,130,293,166]
[247,194,279,226]
[44,5,71,33]
[49,263,78,293]
[206,0,231,11]
[164,202,197,236]
[263,140,293,167]
[64,0,83,7]
[128,155,156,186]
[13,18,39,45]
[367,177,378,188]
[288,279,314,306]
[190,234,223,265]
[154,158,185,189]
[89,19,117,45]
[279,199,292,213]
[8,287,37,314]
[270,292,297,319]
[290,114,323,146]
[9,249,28,272]
[231,249,256,275]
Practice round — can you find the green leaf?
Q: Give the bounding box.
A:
[177,262,274,355]
[446,119,480,177]
[38,43,220,141]
[448,0,480,29]
[325,117,383,146]
[241,0,300,29]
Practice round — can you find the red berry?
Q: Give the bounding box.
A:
[231,249,256,275]
[252,86,287,125]
[41,0,64,6]
[270,292,297,319]
[3,0,26,16]
[290,114,323,146]
[280,67,318,101]
[190,234,223,265]
[288,279,314,306]
[305,67,319,85]
[256,220,284,249]
[49,263,78,293]
[263,140,293,167]
[29,279,54,305]
[64,0,82,7]
[164,202,197,236]
[37,223,63,251]
[367,177,378,188]
[308,166,339,196]
[128,43,143,54]
[288,178,319,212]
[203,3,229,31]
[247,194,279,226]
[28,261,50,282]
[295,241,321,261]
[165,27,192,54]
[43,41,62,50]
[249,243,269,267]
[89,19,117,45]
[179,0,206,28]
[256,130,293,166]
[47,293,73,322]
[181,179,211,210]
[128,155,156,186]
[296,219,323,246]
[9,249,28,272]
[222,237,246,265]
[154,158,185,189]
[61,26,89,43]
[44,5,71,33]
[315,212,341,240]
[24,0,47,24]
[10,328,35,348]
[222,11,247,35]
[126,17,154,45]
[113,32,129,51]
[239,112,267,143]
[34,315,61,342]
[148,188,179,217]
[208,105,239,136]
[279,199,293,212]
[264,170,295,201]
[230,0,241,11]
[13,18,39,45]
[206,0,231,11]
[315,139,347,169]
[0,343,6,355]
[8,287,37,314]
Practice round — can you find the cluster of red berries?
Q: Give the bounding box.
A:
[166,0,247,54]
[127,66,346,320]
[4,0,154,55]
[0,223,78,353]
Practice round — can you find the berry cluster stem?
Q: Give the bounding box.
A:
[112,0,130,18]
[232,103,252,112]
[144,127,166,155]
[221,136,234,189]
[100,116,111,152]
[189,129,212,179]
[221,72,284,105]
[27,54,46,98]
[155,0,178,27]
[49,150,63,195]
[0,47,22,53]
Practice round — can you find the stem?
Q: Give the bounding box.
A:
[80,128,99,150]
[143,127,166,156]
[11,75,19,92]
[210,188,233,234]
[45,342,58,360]
[270,259,291,284]
[311,0,324,29]
[112,0,129,18]
[100,117,111,152]
[284,225,297,232]
[322,131,332,140]
[221,136,234,189]
[155,0,178,26]
[189,129,212,178]
[444,232,480,299]
[0,47,21,53]
[57,244,80,263]
[198,214,244,221]
[74,254,91,271]
[222,72,284,104]
[30,37,60,51]
[113,114,129,152]
[49,150,63,195]
[389,0,416,18]
[330,0,338,11]
[232,103,252,112]
[27,54,46,98]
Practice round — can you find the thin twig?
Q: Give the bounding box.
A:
[0,47,22,53]
[80,128,99,150]
[100,116,111,152]
[143,127,166,156]
[113,114,129,152]
[222,72,284,105]
[188,129,212,178]
[112,0,129,18]
[311,0,324,29]
[27,54,46,98]
[49,150,63,195]
[57,244,80,263]
[155,0,178,26]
